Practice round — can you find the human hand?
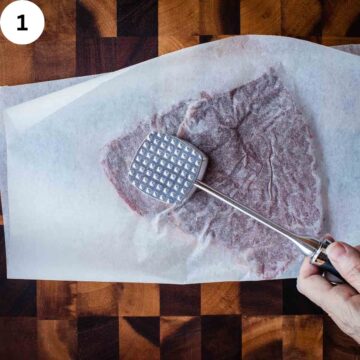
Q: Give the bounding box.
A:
[297,236,360,344]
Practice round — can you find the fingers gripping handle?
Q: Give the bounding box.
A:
[318,258,344,281]
[311,237,345,283]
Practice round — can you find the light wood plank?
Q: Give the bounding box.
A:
[283,315,323,359]
[201,282,241,315]
[159,0,200,36]
[119,283,160,316]
[77,282,120,317]
[240,0,281,35]
[38,320,77,360]
[79,0,117,37]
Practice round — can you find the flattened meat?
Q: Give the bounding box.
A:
[101,70,323,279]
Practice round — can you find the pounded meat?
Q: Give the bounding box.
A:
[101,69,323,279]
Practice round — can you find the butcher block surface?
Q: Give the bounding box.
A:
[0,0,360,358]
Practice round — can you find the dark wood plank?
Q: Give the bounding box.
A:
[160,284,200,316]
[117,0,158,36]
[282,278,322,315]
[322,0,360,37]
[160,316,201,360]
[241,280,283,315]
[0,317,37,360]
[78,316,119,360]
[0,279,37,317]
[76,37,121,75]
[201,315,241,359]
[76,37,158,76]
[323,315,360,359]
[120,317,160,359]
[115,36,158,68]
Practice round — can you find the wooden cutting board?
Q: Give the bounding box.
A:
[0,0,360,358]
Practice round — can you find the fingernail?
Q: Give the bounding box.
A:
[327,242,346,261]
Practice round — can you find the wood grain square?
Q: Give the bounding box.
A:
[0,279,37,317]
[201,315,241,359]
[160,316,201,360]
[241,280,283,315]
[323,315,360,359]
[115,36,158,68]
[201,282,241,315]
[78,316,119,360]
[34,40,76,82]
[77,282,120,317]
[76,37,158,76]
[38,320,77,360]
[200,0,240,35]
[0,43,34,86]
[321,36,360,46]
[281,0,322,37]
[160,284,200,316]
[119,283,160,316]
[120,317,160,360]
[117,0,158,36]
[158,35,199,55]
[242,316,282,360]
[158,0,199,36]
[282,278,322,315]
[76,37,121,75]
[283,315,323,359]
[0,1,12,41]
[0,0,12,13]
[36,0,76,41]
[0,317,37,360]
[323,0,360,37]
[240,0,281,35]
[37,281,77,320]
[78,0,117,38]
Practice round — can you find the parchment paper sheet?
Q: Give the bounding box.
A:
[1,36,360,283]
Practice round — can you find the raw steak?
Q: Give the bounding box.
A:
[101,69,323,279]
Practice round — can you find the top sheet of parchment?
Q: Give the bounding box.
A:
[2,36,360,283]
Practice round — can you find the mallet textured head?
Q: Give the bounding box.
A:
[129,131,208,205]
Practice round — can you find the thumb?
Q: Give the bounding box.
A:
[327,242,360,292]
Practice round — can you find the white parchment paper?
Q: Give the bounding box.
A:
[1,36,360,283]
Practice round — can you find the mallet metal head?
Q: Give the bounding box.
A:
[128,131,208,205]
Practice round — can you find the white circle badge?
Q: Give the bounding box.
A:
[0,1,45,45]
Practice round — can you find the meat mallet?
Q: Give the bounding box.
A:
[128,131,344,282]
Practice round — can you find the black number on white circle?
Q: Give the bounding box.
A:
[17,14,28,31]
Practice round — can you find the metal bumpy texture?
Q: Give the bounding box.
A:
[129,132,207,205]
